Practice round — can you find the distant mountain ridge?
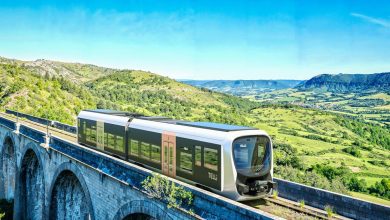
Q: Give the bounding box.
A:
[296,72,390,92]
[180,79,303,95]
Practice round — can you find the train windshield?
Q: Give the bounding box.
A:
[233,136,270,173]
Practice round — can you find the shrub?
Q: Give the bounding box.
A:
[142,173,193,209]
[347,176,367,192]
[368,179,390,200]
[325,205,334,218]
[343,146,361,157]
[275,166,349,194]
[311,164,350,181]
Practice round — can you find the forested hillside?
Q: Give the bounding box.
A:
[0,57,389,204]
[0,63,96,124]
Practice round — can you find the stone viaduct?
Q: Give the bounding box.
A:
[0,116,278,220]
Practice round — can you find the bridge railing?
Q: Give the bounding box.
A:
[5,109,77,134]
[274,178,390,220]
[0,117,16,130]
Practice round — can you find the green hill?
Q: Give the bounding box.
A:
[0,57,389,204]
[296,72,390,93]
[0,63,96,124]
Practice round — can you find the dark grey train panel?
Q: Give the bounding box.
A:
[176,137,221,191]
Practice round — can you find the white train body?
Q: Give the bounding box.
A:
[78,110,275,201]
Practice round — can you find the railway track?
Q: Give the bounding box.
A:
[0,112,77,141]
[262,197,351,220]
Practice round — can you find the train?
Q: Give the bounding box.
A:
[77,109,275,201]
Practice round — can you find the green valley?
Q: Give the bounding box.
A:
[0,57,389,205]
[246,89,390,127]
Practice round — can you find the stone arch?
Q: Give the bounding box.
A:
[0,134,17,200]
[123,213,156,220]
[113,200,172,220]
[19,144,45,220]
[47,162,95,220]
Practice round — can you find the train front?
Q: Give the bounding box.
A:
[232,135,275,200]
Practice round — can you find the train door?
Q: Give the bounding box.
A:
[96,121,105,151]
[162,132,176,178]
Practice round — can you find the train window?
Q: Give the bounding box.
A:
[90,126,96,143]
[105,133,108,148]
[78,119,81,137]
[86,127,93,143]
[130,140,139,156]
[233,136,268,171]
[85,128,90,141]
[169,146,173,173]
[163,142,168,164]
[141,142,150,160]
[180,152,193,174]
[108,133,115,149]
[116,136,124,152]
[204,148,218,171]
[195,146,202,166]
[151,145,161,162]
[82,121,86,134]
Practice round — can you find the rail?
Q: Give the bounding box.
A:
[0,112,76,141]
[5,109,77,134]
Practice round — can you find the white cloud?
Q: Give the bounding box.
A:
[351,12,390,28]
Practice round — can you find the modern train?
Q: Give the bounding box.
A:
[77,109,275,201]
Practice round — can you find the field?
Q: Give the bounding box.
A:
[245,89,390,127]
[251,106,390,189]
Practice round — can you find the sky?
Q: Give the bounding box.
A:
[0,0,389,80]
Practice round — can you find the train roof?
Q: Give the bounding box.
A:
[85,109,144,117]
[79,109,256,132]
[175,121,254,132]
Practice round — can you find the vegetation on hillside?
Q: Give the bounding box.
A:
[0,63,95,124]
[246,89,390,127]
[86,71,257,125]
[0,57,389,204]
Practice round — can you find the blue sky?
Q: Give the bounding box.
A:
[0,0,389,80]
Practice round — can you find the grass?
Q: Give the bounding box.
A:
[358,93,390,101]
[272,190,279,199]
[251,106,390,201]
[298,200,305,209]
[324,205,334,218]
[350,192,390,206]
[249,89,390,126]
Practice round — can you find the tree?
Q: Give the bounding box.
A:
[347,176,367,192]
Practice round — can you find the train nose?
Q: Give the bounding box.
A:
[255,180,276,193]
